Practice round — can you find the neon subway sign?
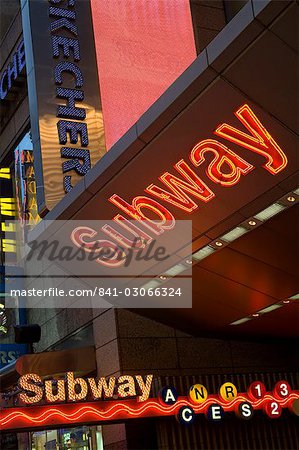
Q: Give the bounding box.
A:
[71,104,288,266]
[1,374,298,431]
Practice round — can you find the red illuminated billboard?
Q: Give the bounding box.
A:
[90,0,196,149]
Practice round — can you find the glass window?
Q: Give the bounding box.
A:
[0,130,36,368]
[31,426,102,450]
[49,324,94,352]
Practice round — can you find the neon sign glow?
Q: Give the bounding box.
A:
[17,372,153,405]
[71,104,288,267]
[0,168,17,256]
[1,380,298,431]
[214,104,288,175]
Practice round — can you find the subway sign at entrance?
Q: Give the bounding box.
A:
[0,374,298,431]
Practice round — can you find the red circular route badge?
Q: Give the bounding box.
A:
[273,381,291,399]
[264,400,282,419]
[247,381,266,400]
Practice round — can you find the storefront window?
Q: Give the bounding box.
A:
[31,430,58,450]
[0,136,21,357]
[0,130,38,369]
[31,426,102,450]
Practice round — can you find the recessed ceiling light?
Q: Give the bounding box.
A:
[254,203,285,221]
[252,313,260,317]
[257,304,282,314]
[142,280,160,290]
[282,300,290,304]
[192,245,215,261]
[163,263,187,277]
[159,275,167,280]
[221,226,247,242]
[230,317,251,326]
[248,220,256,226]
[215,241,223,247]
[287,196,296,202]
[185,259,193,265]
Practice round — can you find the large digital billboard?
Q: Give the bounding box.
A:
[90,0,196,149]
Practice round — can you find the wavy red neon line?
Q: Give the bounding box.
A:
[1,401,180,425]
[1,393,298,429]
[2,394,298,425]
[1,399,181,423]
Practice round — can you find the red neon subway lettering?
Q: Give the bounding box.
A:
[109,195,175,235]
[145,159,215,213]
[70,226,124,267]
[214,104,288,175]
[102,215,152,250]
[190,139,253,186]
[113,215,153,245]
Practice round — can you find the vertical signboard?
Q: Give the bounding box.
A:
[15,149,40,226]
[0,168,26,369]
[90,0,196,149]
[21,0,106,216]
[0,167,17,267]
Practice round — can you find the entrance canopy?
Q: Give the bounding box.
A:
[29,1,298,339]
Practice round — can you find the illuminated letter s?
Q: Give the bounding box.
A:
[18,373,43,404]
[71,226,125,267]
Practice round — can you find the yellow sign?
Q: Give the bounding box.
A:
[219,382,238,401]
[15,150,40,225]
[188,384,208,404]
[0,168,17,256]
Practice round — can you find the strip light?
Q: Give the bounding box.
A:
[253,203,285,221]
[230,317,251,326]
[230,295,297,326]
[162,263,187,277]
[220,226,248,242]
[193,245,215,261]
[1,391,298,432]
[257,304,283,314]
[142,280,161,290]
[149,188,298,283]
[191,189,298,265]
